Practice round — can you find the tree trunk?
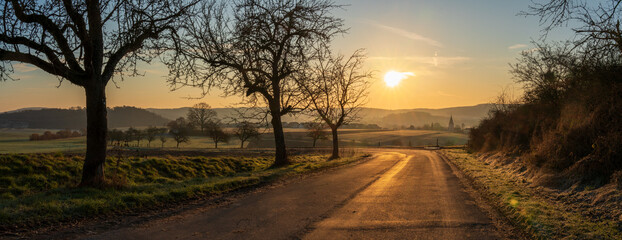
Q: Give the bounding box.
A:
[330,127,339,159]
[271,113,289,167]
[80,82,108,187]
[240,140,245,149]
[312,138,317,148]
[214,141,218,149]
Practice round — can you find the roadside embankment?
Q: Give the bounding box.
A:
[440,149,622,239]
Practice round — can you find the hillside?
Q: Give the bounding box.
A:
[0,106,170,129]
[146,104,492,128]
[0,104,492,129]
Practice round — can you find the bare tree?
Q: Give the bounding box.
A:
[166,0,345,166]
[134,128,145,147]
[159,128,169,148]
[526,0,622,54]
[206,120,229,148]
[233,121,260,148]
[300,48,371,159]
[145,126,160,147]
[0,0,196,186]
[108,129,123,146]
[304,122,327,147]
[187,103,217,134]
[168,118,191,148]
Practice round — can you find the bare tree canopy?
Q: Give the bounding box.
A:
[0,0,196,186]
[234,121,260,149]
[526,0,622,53]
[300,47,371,158]
[206,120,229,149]
[167,0,346,166]
[187,102,217,134]
[168,117,191,148]
[304,121,327,148]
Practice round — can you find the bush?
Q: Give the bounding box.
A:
[469,44,622,187]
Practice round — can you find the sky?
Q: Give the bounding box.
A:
[0,0,574,112]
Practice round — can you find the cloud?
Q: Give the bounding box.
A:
[368,21,443,48]
[508,44,528,50]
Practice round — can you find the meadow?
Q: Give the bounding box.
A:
[0,128,468,154]
[0,150,368,228]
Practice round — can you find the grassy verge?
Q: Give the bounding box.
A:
[440,149,621,239]
[0,152,367,228]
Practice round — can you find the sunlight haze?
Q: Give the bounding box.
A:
[0,0,571,112]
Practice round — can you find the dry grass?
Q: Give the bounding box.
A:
[442,149,622,239]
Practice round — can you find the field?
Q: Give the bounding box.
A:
[0,129,86,154]
[250,129,468,148]
[0,128,468,154]
[0,150,368,228]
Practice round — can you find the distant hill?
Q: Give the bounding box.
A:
[146,104,493,128]
[359,104,493,128]
[0,104,492,129]
[0,106,170,129]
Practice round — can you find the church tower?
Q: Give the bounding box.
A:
[448,115,455,132]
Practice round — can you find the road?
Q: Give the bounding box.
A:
[85,150,501,240]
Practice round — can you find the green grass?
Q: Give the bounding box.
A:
[251,129,469,148]
[441,149,621,239]
[0,129,87,153]
[1,128,467,154]
[0,152,366,227]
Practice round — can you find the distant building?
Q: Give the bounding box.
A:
[448,115,455,132]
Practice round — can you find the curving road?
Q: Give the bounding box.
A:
[85,150,501,240]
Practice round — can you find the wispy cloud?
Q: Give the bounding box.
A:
[368,21,443,48]
[508,44,528,50]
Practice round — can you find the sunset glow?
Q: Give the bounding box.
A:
[383,71,414,87]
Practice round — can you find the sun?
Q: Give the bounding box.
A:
[384,71,414,87]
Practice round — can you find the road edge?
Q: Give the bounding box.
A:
[437,151,531,240]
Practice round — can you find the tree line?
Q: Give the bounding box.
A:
[29,129,86,141]
[0,0,370,187]
[106,103,262,149]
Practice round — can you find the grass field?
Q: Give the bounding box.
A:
[0,129,86,153]
[0,151,367,227]
[0,128,468,154]
[250,129,468,148]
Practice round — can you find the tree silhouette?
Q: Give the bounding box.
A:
[300,48,371,159]
[234,121,260,148]
[145,126,160,147]
[166,0,345,166]
[206,120,229,149]
[0,0,196,186]
[526,0,622,54]
[168,117,190,148]
[304,122,327,148]
[187,103,217,134]
[159,128,169,148]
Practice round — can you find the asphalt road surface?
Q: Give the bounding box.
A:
[86,150,501,240]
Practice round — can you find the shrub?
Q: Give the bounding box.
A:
[469,44,622,187]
